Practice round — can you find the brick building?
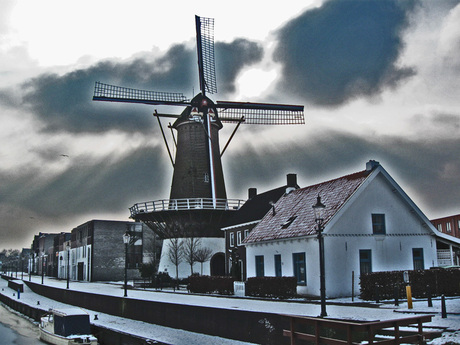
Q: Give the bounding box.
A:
[431,214,460,239]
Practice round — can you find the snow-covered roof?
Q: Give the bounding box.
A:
[50,308,89,317]
[244,168,371,243]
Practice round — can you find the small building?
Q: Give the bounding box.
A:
[57,220,160,282]
[222,174,299,281]
[244,160,460,298]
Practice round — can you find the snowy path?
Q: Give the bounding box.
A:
[2,275,460,344]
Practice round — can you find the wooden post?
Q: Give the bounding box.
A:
[406,285,413,309]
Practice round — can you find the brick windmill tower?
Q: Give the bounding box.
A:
[93,16,304,276]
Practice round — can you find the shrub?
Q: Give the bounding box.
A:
[246,277,297,299]
[360,268,460,300]
[188,275,235,294]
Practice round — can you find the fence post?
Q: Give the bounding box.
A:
[427,285,433,308]
[394,284,399,306]
[441,295,447,318]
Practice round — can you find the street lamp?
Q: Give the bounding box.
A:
[66,246,70,289]
[123,232,131,297]
[313,194,327,317]
[41,254,45,284]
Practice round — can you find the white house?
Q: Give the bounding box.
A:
[244,160,460,298]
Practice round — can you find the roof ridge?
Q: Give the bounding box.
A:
[296,169,369,193]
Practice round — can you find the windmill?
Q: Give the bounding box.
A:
[93,16,304,242]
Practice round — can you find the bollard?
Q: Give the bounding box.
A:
[441,295,447,318]
[394,285,399,306]
[406,285,413,309]
[375,284,380,303]
[427,285,433,308]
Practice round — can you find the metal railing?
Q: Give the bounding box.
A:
[129,198,245,217]
[282,314,436,345]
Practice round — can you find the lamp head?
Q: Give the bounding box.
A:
[312,194,326,222]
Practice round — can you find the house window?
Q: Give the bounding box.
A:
[359,250,372,275]
[274,254,282,277]
[230,233,235,247]
[372,214,386,234]
[437,224,442,232]
[244,229,249,239]
[446,222,452,232]
[293,252,306,285]
[237,231,242,246]
[413,248,424,270]
[255,255,264,277]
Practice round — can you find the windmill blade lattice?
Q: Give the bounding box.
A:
[196,16,217,95]
[93,82,190,106]
[216,101,305,125]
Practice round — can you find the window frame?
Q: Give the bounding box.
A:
[292,252,306,286]
[359,249,372,275]
[229,232,235,247]
[412,248,424,270]
[274,254,282,277]
[255,255,264,277]
[371,214,386,235]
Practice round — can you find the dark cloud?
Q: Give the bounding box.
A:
[216,39,264,94]
[273,0,416,106]
[2,39,263,134]
[225,130,460,218]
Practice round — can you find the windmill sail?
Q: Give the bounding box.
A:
[196,16,217,95]
[216,101,304,125]
[93,82,190,106]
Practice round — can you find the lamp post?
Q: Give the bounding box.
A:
[123,232,131,297]
[313,194,327,317]
[41,254,45,284]
[66,246,70,289]
[29,254,32,281]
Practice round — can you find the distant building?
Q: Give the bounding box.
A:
[244,160,460,298]
[56,219,161,282]
[431,214,460,266]
[222,174,299,281]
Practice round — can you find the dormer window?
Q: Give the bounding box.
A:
[281,216,297,229]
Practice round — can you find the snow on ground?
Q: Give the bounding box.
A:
[1,274,460,344]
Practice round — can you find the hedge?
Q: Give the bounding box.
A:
[360,268,460,300]
[188,275,235,295]
[246,277,297,299]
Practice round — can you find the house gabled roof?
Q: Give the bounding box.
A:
[222,185,289,230]
[244,168,372,244]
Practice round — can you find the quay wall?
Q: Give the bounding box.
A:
[23,281,288,344]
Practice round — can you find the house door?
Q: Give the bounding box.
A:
[77,262,84,280]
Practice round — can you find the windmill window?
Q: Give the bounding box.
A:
[281,216,297,229]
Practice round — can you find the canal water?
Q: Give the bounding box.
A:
[0,304,43,344]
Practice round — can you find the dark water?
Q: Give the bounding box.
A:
[0,305,43,345]
[0,321,43,344]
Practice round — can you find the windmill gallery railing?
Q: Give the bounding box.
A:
[129,198,245,218]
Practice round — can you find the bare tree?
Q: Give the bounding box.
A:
[183,237,201,276]
[167,238,183,280]
[194,247,213,275]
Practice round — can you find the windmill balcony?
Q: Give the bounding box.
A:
[129,198,245,218]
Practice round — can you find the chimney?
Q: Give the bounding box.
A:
[248,188,257,199]
[286,173,297,194]
[366,160,380,172]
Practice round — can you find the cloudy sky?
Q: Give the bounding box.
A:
[1,0,459,249]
